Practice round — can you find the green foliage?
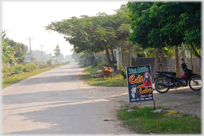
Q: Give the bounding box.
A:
[54,44,60,57]
[3,64,65,88]
[2,31,19,65]
[91,55,109,69]
[2,66,15,73]
[84,74,127,86]
[118,106,201,134]
[46,4,131,68]
[91,59,98,68]
[120,64,126,79]
[2,67,9,73]
[84,66,98,74]
[5,38,28,64]
[23,63,38,72]
[2,67,11,73]
[14,65,24,74]
[46,59,53,66]
[127,2,201,59]
[163,46,175,58]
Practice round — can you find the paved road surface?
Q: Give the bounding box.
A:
[2,62,201,134]
[2,62,133,134]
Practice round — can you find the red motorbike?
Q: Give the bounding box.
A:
[154,58,202,94]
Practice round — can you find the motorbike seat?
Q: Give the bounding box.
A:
[184,68,192,74]
[155,71,177,77]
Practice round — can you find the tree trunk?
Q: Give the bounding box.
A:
[190,43,201,59]
[159,48,164,71]
[175,46,180,78]
[155,48,159,72]
[110,45,117,71]
[181,42,187,66]
[102,52,104,66]
[129,45,132,67]
[120,47,123,67]
[101,43,112,67]
[191,48,193,72]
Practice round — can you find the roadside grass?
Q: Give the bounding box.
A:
[118,106,201,134]
[84,74,127,86]
[84,66,99,74]
[2,64,65,88]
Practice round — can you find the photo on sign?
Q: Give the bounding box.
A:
[126,65,153,102]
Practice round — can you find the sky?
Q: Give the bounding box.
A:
[2,0,127,56]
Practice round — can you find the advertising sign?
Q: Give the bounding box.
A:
[25,55,30,63]
[126,65,153,102]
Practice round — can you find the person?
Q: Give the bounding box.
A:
[143,72,152,87]
[130,85,137,99]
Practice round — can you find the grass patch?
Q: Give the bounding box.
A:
[84,66,99,74]
[84,74,127,86]
[117,106,201,134]
[2,65,64,88]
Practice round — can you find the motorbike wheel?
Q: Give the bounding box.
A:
[189,75,202,91]
[155,78,170,94]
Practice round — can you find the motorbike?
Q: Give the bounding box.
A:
[154,58,202,94]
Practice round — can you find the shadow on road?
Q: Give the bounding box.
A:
[3,85,201,134]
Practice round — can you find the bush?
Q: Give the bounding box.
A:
[91,57,109,69]
[120,65,126,79]
[23,63,38,72]
[46,59,53,66]
[14,65,24,74]
[23,66,29,72]
[3,67,9,73]
[38,63,48,69]
[91,59,98,68]
[2,66,15,73]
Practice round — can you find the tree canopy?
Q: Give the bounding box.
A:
[45,4,131,70]
[127,2,201,59]
[2,31,20,65]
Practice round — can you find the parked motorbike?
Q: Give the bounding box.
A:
[154,58,202,94]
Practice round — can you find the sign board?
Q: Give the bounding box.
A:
[126,65,153,102]
[25,55,30,63]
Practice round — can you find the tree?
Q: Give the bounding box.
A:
[127,2,201,74]
[54,44,60,57]
[127,2,167,71]
[72,52,79,62]
[54,44,61,64]
[46,4,131,70]
[4,37,28,64]
[2,31,18,65]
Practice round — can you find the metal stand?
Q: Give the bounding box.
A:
[128,102,132,114]
[153,99,156,110]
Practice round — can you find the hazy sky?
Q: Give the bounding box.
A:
[2,1,127,56]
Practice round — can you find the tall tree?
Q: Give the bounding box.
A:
[5,38,28,63]
[127,2,201,75]
[46,4,131,70]
[54,44,61,64]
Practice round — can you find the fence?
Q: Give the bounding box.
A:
[87,56,95,66]
[132,57,201,78]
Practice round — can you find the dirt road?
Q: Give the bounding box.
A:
[2,62,201,134]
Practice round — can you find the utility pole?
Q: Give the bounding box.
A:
[26,37,34,62]
[40,45,44,62]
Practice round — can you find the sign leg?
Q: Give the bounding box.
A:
[128,102,132,114]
